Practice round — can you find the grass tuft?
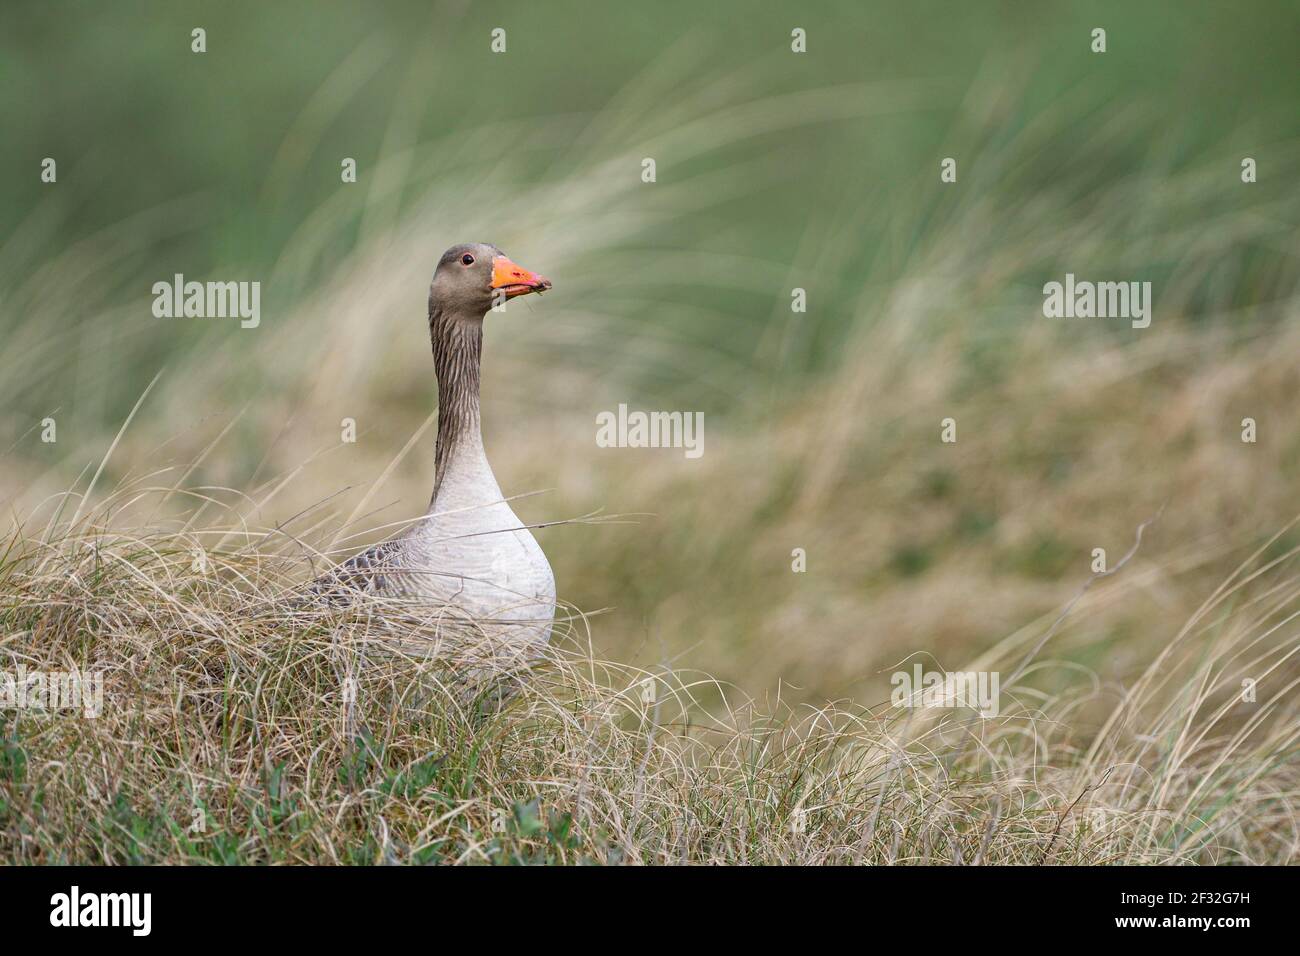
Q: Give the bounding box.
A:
[1,490,1296,864]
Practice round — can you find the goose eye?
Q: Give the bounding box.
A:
[460,254,475,266]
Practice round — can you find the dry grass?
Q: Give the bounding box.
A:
[5,61,1297,710]
[2,45,1298,864]
[1,482,1296,864]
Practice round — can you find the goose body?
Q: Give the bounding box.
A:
[310,243,556,654]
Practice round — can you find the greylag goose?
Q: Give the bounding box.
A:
[307,243,556,663]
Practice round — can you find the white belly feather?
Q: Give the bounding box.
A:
[384,436,556,648]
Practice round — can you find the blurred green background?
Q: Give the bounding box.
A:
[2,1,1298,703]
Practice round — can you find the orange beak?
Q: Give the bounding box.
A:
[491,255,552,299]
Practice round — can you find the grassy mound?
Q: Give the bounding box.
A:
[2,491,1296,864]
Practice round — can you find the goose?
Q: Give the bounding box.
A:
[306,243,557,669]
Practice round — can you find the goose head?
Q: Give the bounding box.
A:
[429,242,552,317]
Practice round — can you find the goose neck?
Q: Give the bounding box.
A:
[430,306,485,493]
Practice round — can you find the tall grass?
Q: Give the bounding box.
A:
[0,482,1296,864]
[5,59,1297,704]
[2,4,1299,863]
